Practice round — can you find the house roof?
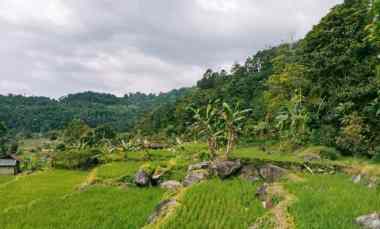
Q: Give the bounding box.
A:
[0,159,17,167]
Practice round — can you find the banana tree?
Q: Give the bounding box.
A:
[191,103,223,158]
[221,103,252,157]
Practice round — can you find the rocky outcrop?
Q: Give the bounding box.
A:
[188,161,210,171]
[356,213,380,229]
[259,164,287,182]
[147,199,178,224]
[160,180,183,190]
[240,165,261,182]
[183,169,209,187]
[303,154,321,162]
[134,170,151,187]
[211,160,242,179]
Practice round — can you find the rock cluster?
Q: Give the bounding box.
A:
[356,213,380,229]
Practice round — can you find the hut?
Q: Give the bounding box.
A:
[0,155,20,175]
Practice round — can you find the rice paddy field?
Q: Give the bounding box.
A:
[159,179,266,229]
[0,176,13,185]
[97,161,143,181]
[286,174,380,229]
[2,144,380,229]
[0,186,164,229]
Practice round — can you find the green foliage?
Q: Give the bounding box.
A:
[336,112,368,156]
[53,148,102,170]
[0,121,8,156]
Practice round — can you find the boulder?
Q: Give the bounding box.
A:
[240,165,261,182]
[160,180,183,190]
[188,161,210,171]
[147,199,178,224]
[183,169,209,187]
[303,154,321,162]
[255,183,269,201]
[356,213,380,229]
[134,170,151,187]
[352,174,362,184]
[151,170,166,186]
[211,160,242,179]
[259,164,287,182]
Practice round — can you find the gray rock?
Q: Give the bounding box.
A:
[211,160,242,179]
[255,183,269,201]
[183,169,209,187]
[188,161,210,171]
[356,213,380,229]
[352,174,363,184]
[259,164,287,182]
[303,154,321,162]
[240,165,261,182]
[148,199,178,224]
[134,170,151,187]
[160,180,183,190]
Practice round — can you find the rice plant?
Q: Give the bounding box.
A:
[286,174,380,229]
[0,170,87,210]
[0,185,164,229]
[160,178,266,229]
[96,161,143,181]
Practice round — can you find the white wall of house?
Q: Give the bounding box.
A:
[0,167,15,175]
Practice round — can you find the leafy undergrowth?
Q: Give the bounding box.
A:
[286,174,380,229]
[158,179,266,229]
[0,185,164,229]
[0,170,88,210]
[97,161,143,181]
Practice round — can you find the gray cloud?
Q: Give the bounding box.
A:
[0,0,343,98]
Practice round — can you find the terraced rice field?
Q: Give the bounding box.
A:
[0,170,88,210]
[97,161,143,180]
[0,185,164,229]
[0,176,13,185]
[286,174,380,229]
[160,179,266,229]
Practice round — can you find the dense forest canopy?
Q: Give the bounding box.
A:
[0,89,189,134]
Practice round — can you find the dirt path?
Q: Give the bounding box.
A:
[251,173,303,229]
[267,183,296,229]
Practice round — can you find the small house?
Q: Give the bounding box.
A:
[0,155,20,175]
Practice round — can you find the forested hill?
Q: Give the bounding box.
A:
[139,0,380,156]
[0,89,189,134]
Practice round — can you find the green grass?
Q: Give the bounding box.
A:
[160,179,266,229]
[232,146,301,163]
[0,176,14,185]
[0,170,88,210]
[0,185,164,229]
[97,161,143,181]
[286,174,380,229]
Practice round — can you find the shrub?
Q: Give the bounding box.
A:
[319,147,340,161]
[53,148,101,170]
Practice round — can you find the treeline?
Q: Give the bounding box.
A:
[0,89,189,135]
[139,0,380,157]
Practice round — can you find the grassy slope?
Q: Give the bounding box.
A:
[0,170,88,210]
[0,176,14,185]
[160,179,266,229]
[286,174,380,229]
[0,186,164,229]
[97,161,143,180]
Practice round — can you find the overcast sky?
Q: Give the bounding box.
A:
[0,0,343,98]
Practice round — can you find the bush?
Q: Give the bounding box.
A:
[319,147,340,161]
[371,146,380,163]
[53,148,101,170]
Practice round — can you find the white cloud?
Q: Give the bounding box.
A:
[0,0,343,98]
